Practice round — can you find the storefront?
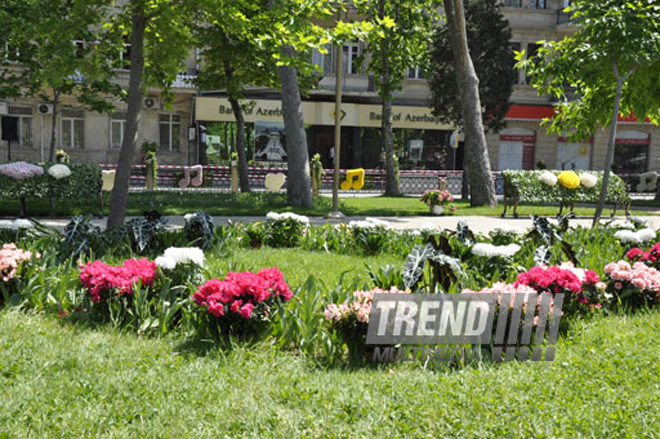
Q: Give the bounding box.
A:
[194,97,454,169]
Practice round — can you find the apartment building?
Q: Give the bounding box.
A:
[1,0,657,174]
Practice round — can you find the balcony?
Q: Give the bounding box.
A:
[172,74,197,90]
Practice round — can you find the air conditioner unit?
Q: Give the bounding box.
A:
[142,96,160,110]
[37,103,54,115]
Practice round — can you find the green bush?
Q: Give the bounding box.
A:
[0,162,102,201]
[502,170,630,205]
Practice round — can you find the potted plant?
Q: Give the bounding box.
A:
[420,189,456,215]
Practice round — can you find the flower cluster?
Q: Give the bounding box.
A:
[347,217,391,230]
[324,286,410,325]
[626,242,660,270]
[265,211,310,225]
[472,243,520,259]
[0,161,44,179]
[614,228,656,244]
[79,258,157,302]
[539,171,558,187]
[48,164,71,180]
[0,243,34,282]
[603,260,660,308]
[579,173,598,188]
[515,263,604,312]
[155,247,205,270]
[420,189,455,207]
[558,170,580,189]
[193,267,292,319]
[0,219,33,230]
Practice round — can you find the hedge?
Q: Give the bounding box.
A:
[0,162,102,201]
[502,170,630,205]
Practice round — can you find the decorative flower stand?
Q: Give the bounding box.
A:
[431,205,444,215]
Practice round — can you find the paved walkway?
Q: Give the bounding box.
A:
[28,213,660,235]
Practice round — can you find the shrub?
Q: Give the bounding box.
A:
[603,260,660,311]
[0,162,102,201]
[263,212,309,248]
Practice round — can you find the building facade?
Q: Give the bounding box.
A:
[0,0,657,174]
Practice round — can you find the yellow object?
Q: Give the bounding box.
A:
[101,170,116,192]
[558,170,580,190]
[340,168,365,191]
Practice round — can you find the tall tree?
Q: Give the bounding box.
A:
[0,0,119,161]
[443,0,497,207]
[519,0,660,226]
[195,0,280,193]
[355,0,439,196]
[106,0,193,228]
[430,0,514,133]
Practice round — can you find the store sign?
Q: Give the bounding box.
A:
[196,97,453,130]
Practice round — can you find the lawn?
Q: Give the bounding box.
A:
[0,191,657,218]
[1,309,658,438]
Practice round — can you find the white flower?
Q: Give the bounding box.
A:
[418,223,437,233]
[539,171,558,187]
[348,217,390,230]
[184,213,196,222]
[472,243,520,258]
[579,173,598,188]
[608,221,636,230]
[491,224,525,235]
[266,211,309,225]
[155,256,177,270]
[0,220,12,229]
[48,164,71,180]
[161,247,206,267]
[364,217,390,228]
[11,219,33,230]
[614,228,657,244]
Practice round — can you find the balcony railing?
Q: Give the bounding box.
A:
[171,74,197,89]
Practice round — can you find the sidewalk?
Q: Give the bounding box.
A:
[32,214,660,235]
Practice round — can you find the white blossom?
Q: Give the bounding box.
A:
[266,211,310,225]
[0,220,12,229]
[161,247,206,267]
[184,213,197,222]
[614,228,657,244]
[48,164,71,180]
[539,171,558,187]
[11,219,33,230]
[472,243,521,258]
[418,222,437,233]
[579,173,598,188]
[155,256,177,270]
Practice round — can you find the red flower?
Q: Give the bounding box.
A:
[239,303,254,319]
[626,248,644,261]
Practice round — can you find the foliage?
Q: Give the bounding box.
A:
[183,211,215,249]
[263,212,309,248]
[429,0,514,132]
[0,163,102,202]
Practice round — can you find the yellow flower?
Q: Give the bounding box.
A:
[558,170,580,190]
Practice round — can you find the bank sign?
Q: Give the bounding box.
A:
[366,293,563,362]
[195,97,453,130]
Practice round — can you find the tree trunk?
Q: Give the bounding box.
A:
[593,63,629,227]
[228,96,251,192]
[278,45,312,208]
[48,90,60,162]
[382,92,398,196]
[444,0,496,207]
[107,5,146,228]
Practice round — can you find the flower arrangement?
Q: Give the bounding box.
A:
[558,170,580,190]
[472,243,521,259]
[539,171,558,187]
[614,228,657,244]
[0,219,33,230]
[0,161,44,179]
[626,242,660,270]
[420,189,456,209]
[0,243,34,283]
[514,264,604,314]
[48,164,71,180]
[193,267,292,337]
[155,247,206,286]
[603,260,660,309]
[579,173,598,188]
[264,212,309,248]
[324,286,410,363]
[79,258,157,303]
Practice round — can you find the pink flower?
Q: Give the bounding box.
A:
[614,282,623,290]
[239,303,254,319]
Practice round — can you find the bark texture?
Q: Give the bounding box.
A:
[228,96,251,192]
[48,90,60,162]
[444,0,497,207]
[278,45,312,207]
[107,5,146,228]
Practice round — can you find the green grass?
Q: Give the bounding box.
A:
[1,191,658,218]
[1,309,659,438]
[206,247,404,288]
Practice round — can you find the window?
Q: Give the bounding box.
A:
[342,41,360,74]
[525,43,542,83]
[311,44,334,75]
[119,43,131,70]
[110,112,126,150]
[528,0,545,9]
[159,114,180,151]
[504,0,522,7]
[407,66,424,80]
[61,108,84,149]
[8,106,32,147]
[509,42,522,84]
[561,0,571,7]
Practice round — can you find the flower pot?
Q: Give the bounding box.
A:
[431,205,444,215]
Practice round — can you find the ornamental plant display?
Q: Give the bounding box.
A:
[48,164,71,180]
[614,228,657,245]
[626,243,660,270]
[324,286,410,364]
[263,212,309,248]
[603,260,660,310]
[348,217,391,255]
[193,267,293,338]
[155,247,206,287]
[420,189,457,212]
[514,264,605,315]
[0,243,36,302]
[79,258,157,303]
[557,170,580,190]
